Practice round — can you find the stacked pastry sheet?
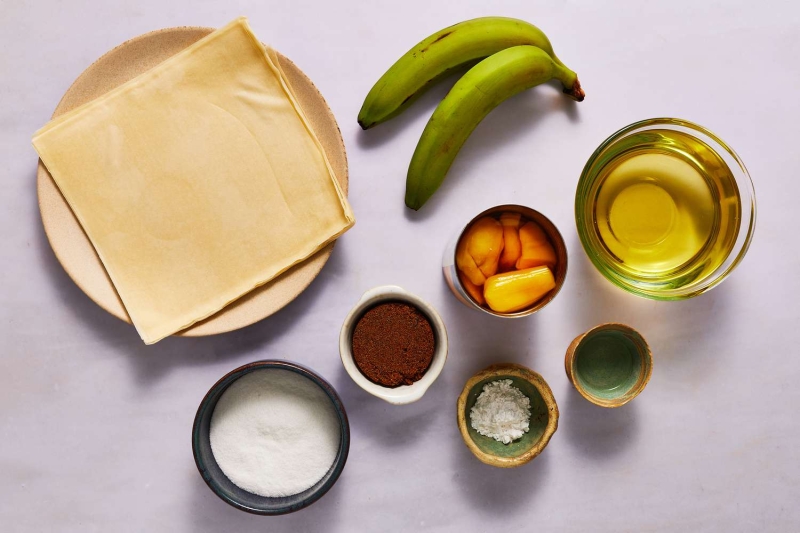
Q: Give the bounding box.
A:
[33,18,354,343]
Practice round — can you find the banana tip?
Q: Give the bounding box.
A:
[404,196,421,211]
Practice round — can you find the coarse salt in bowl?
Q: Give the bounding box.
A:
[457,363,559,468]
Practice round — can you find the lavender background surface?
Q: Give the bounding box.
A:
[1,1,798,531]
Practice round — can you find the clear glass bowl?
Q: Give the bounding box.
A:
[575,118,756,300]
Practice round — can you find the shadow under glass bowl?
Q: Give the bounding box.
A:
[575,118,756,300]
[192,360,350,515]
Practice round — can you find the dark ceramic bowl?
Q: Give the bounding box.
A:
[192,360,350,515]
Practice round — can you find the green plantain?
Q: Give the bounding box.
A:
[405,45,578,210]
[358,16,583,130]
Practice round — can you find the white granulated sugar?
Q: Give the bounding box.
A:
[209,369,341,497]
[469,379,531,444]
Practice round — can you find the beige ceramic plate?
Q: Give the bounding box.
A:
[37,27,348,337]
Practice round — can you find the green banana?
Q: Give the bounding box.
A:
[405,46,576,210]
[358,17,583,130]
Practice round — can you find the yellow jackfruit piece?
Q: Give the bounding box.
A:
[484,266,555,313]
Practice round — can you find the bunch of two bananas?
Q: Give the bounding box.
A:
[358,17,585,210]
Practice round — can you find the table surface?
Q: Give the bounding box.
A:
[2,1,798,532]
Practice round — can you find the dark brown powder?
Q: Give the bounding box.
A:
[351,302,435,388]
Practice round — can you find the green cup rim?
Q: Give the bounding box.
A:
[565,323,653,408]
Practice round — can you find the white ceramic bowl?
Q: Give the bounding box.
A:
[339,285,448,405]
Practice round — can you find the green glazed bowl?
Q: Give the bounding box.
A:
[565,323,653,408]
[457,363,558,468]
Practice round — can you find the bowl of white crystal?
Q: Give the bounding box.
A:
[192,360,350,515]
[456,363,558,468]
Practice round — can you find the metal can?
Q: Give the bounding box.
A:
[442,204,568,317]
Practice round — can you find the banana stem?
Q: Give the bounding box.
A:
[563,78,585,101]
[552,62,584,102]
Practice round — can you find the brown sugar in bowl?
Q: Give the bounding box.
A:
[351,302,435,388]
[339,286,448,405]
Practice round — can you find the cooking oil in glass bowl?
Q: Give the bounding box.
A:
[576,119,755,300]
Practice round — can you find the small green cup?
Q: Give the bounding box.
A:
[565,323,653,408]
